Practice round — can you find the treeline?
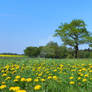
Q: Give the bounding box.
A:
[24,19,92,58]
[24,41,92,58]
[0,53,18,55]
[0,53,24,55]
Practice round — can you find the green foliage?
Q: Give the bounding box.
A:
[24,46,40,57]
[40,46,55,58]
[54,19,91,58]
[24,19,92,59]
[86,36,92,49]
[40,41,69,58]
[0,58,92,92]
[24,41,92,58]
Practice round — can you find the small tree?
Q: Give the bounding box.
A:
[24,46,40,57]
[46,41,59,58]
[40,46,55,58]
[54,19,90,58]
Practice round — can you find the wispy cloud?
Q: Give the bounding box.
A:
[38,36,55,46]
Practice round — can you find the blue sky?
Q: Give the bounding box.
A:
[0,0,92,54]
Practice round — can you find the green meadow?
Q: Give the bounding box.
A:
[0,58,92,92]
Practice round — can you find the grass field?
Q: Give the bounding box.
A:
[0,58,92,92]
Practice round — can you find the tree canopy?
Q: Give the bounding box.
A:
[54,19,91,58]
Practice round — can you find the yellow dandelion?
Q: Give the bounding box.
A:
[41,78,45,82]
[53,76,58,80]
[69,76,74,79]
[5,76,11,80]
[34,85,41,90]
[2,82,5,84]
[2,74,7,77]
[34,78,39,82]
[0,85,6,89]
[48,76,52,79]
[89,70,92,72]
[9,86,20,91]
[21,78,26,82]
[69,81,75,85]
[14,79,18,82]
[15,76,21,79]
[84,74,88,77]
[82,78,87,82]
[77,77,81,80]
[26,78,32,82]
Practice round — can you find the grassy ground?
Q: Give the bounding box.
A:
[0,58,92,92]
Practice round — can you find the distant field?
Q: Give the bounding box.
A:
[0,54,24,58]
[0,58,92,92]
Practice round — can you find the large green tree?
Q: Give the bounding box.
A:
[54,19,90,58]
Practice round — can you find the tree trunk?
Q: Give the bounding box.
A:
[74,34,79,58]
[75,45,78,58]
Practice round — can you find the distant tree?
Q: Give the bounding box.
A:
[86,36,92,49]
[46,41,59,58]
[54,19,90,58]
[58,46,68,58]
[46,41,58,47]
[24,47,40,57]
[0,53,18,55]
[40,46,55,58]
[67,47,74,58]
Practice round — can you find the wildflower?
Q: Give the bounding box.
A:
[69,81,75,85]
[12,71,16,74]
[77,77,81,80]
[15,76,21,79]
[53,69,57,72]
[5,76,11,80]
[38,73,42,76]
[1,70,4,73]
[78,82,81,85]
[80,73,83,76]
[9,86,20,91]
[14,79,18,82]
[26,78,32,82]
[41,78,45,82]
[78,69,82,72]
[2,82,5,84]
[71,69,76,72]
[90,65,92,68]
[53,76,58,80]
[89,70,92,72]
[21,78,26,82]
[34,85,41,90]
[82,68,86,71]
[69,76,74,79]
[90,78,92,80]
[82,78,87,82]
[2,74,7,77]
[0,85,6,89]
[48,76,52,79]
[84,74,88,77]
[34,79,39,82]
[82,64,85,66]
